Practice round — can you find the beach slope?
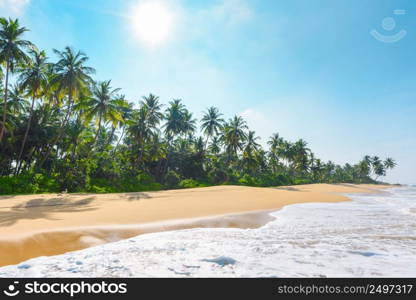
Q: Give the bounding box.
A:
[0,184,389,267]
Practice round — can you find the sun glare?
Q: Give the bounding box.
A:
[130,1,174,48]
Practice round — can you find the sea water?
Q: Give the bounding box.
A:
[0,186,415,277]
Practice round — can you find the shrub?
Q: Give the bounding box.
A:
[238,174,258,186]
[165,170,181,188]
[0,172,59,195]
[179,179,199,188]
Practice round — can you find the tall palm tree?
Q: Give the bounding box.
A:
[128,106,156,167]
[140,93,164,127]
[84,80,122,147]
[113,95,133,152]
[267,133,281,152]
[244,131,260,154]
[39,46,95,167]
[0,18,33,142]
[164,99,186,138]
[182,110,196,137]
[384,158,396,171]
[221,115,248,157]
[201,106,224,146]
[15,49,50,173]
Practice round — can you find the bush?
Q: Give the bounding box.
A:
[238,174,259,186]
[293,178,313,185]
[0,172,59,195]
[179,179,199,188]
[165,170,181,188]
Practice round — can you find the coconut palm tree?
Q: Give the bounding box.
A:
[208,136,221,154]
[7,84,29,114]
[201,106,224,146]
[244,131,261,153]
[384,157,396,170]
[221,115,248,158]
[15,49,50,173]
[0,18,33,142]
[182,110,196,137]
[164,99,186,138]
[39,46,95,167]
[84,80,122,147]
[140,93,164,127]
[113,95,133,152]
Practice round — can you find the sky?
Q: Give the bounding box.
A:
[0,0,415,184]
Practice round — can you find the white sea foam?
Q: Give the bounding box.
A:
[0,186,415,277]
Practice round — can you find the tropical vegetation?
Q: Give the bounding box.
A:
[0,18,396,195]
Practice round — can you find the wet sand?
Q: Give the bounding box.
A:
[0,184,390,267]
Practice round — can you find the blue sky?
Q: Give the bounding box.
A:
[1,0,415,183]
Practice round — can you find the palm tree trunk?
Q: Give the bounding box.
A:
[0,59,10,143]
[92,114,102,148]
[113,126,125,153]
[38,90,74,168]
[16,94,37,175]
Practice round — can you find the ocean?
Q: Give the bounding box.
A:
[1,186,415,277]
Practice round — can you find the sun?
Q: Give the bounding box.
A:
[130,1,175,48]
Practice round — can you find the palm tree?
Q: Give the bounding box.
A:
[39,46,95,167]
[208,136,221,154]
[15,49,50,173]
[244,131,260,153]
[242,131,261,174]
[140,93,164,127]
[7,84,29,114]
[0,18,33,142]
[113,95,133,152]
[182,110,196,137]
[267,133,281,152]
[84,80,122,147]
[164,99,186,138]
[221,115,248,157]
[201,106,224,146]
[384,158,396,172]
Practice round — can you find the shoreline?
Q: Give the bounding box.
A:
[0,184,391,267]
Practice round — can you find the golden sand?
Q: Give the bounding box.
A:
[0,184,390,267]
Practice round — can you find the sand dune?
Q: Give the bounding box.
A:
[0,184,389,267]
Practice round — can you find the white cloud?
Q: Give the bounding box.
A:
[211,0,253,26]
[0,0,31,17]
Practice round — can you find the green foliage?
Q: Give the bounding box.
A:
[178,179,210,189]
[0,18,397,196]
[165,170,181,188]
[0,172,59,195]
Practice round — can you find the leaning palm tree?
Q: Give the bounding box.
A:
[15,49,50,174]
[113,95,134,152]
[384,158,396,171]
[84,80,122,147]
[0,18,33,142]
[39,46,95,167]
[201,106,224,146]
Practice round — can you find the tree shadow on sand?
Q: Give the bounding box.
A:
[272,186,304,192]
[0,196,97,227]
[126,192,152,201]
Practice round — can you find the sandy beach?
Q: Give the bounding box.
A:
[0,184,389,267]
